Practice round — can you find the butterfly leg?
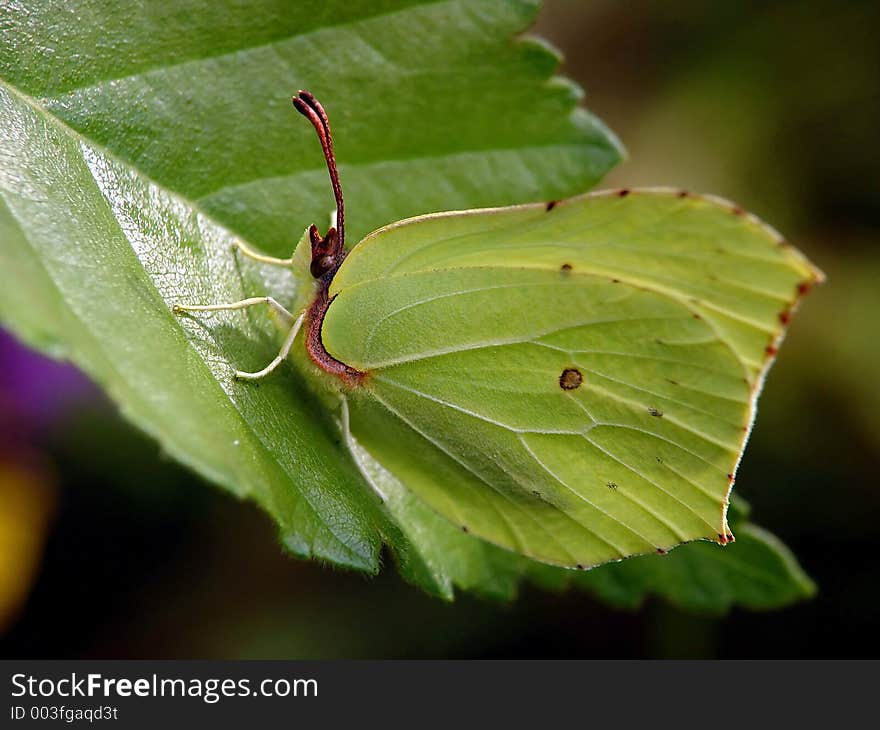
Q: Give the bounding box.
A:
[232,239,294,267]
[339,394,351,439]
[173,297,304,380]
[232,311,305,380]
[174,296,296,326]
[338,396,388,503]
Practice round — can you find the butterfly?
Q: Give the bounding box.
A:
[176,91,822,569]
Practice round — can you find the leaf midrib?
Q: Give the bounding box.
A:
[0,175,255,502]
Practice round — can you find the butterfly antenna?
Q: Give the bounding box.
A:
[293,90,345,251]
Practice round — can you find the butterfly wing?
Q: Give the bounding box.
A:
[321,189,822,568]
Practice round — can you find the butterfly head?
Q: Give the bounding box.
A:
[307,223,343,279]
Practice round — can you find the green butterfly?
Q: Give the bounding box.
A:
[176,91,822,570]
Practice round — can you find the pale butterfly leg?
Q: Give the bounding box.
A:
[233,311,304,380]
[173,298,304,380]
[232,214,335,264]
[339,394,351,437]
[178,238,300,378]
[174,296,296,326]
[338,395,388,503]
[231,239,295,267]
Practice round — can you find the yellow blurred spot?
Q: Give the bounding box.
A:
[0,459,56,634]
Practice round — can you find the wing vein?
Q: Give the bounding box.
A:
[581,433,720,537]
[578,364,746,430]
[517,436,651,555]
[369,392,580,563]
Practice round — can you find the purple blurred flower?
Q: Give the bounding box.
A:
[0,328,97,439]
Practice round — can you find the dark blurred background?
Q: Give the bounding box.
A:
[1,0,878,658]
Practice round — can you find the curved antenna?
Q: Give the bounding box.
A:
[292,90,345,251]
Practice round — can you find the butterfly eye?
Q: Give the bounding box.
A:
[311,254,336,278]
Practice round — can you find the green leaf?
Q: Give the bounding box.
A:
[569,522,816,613]
[0,83,385,570]
[2,0,621,251]
[0,0,619,575]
